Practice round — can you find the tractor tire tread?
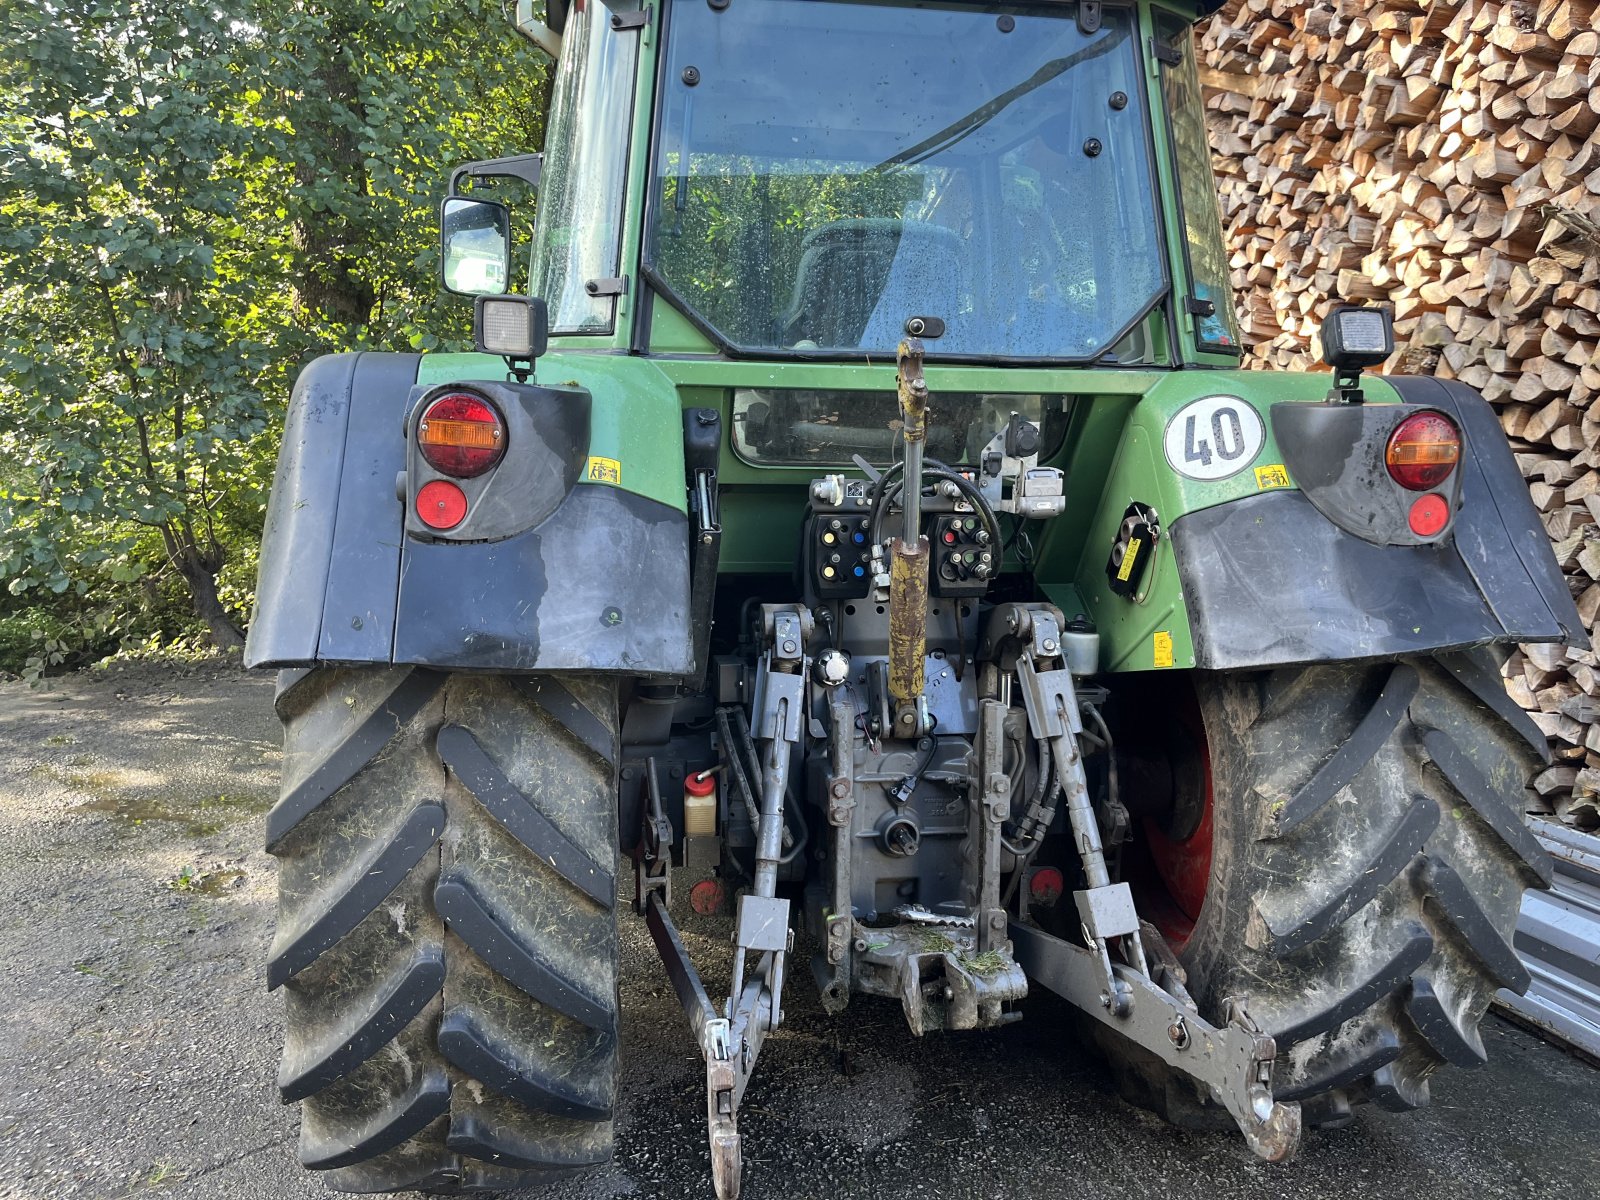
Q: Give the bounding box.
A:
[1435,652,1551,764]
[1153,649,1543,1128]
[1276,1027,1402,1101]
[434,871,613,1031]
[269,667,619,1195]
[1261,797,1439,955]
[268,670,446,847]
[438,1008,615,1121]
[1405,975,1488,1068]
[1266,662,1418,838]
[1416,726,1553,885]
[278,945,446,1102]
[437,724,615,908]
[300,1064,453,1170]
[1272,923,1434,1045]
[1415,854,1531,992]
[267,802,445,989]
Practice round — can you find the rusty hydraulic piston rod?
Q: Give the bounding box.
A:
[897,338,929,545]
[888,338,931,736]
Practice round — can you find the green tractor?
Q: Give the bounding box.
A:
[246,1,1581,1195]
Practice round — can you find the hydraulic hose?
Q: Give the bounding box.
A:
[867,458,1002,551]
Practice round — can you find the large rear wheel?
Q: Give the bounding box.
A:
[268,667,620,1194]
[1121,649,1551,1127]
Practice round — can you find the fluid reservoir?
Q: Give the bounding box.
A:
[684,769,717,837]
[1061,615,1100,677]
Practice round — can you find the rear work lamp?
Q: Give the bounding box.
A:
[1320,305,1394,403]
[474,295,549,380]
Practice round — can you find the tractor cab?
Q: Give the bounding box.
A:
[453,0,1243,365]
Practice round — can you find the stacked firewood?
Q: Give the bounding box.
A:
[1197,0,1600,827]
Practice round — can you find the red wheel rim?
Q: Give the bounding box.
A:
[1128,681,1215,952]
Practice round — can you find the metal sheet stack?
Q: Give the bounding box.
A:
[1198,0,1600,830]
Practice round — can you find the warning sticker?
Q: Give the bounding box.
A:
[1153,631,1175,669]
[1116,537,1143,583]
[1254,463,1291,490]
[585,456,622,485]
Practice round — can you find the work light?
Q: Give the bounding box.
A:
[474,295,548,361]
[1320,305,1394,370]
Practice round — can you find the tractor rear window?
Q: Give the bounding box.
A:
[731,389,1072,468]
[647,0,1166,362]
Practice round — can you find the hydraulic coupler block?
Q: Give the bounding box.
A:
[887,534,930,737]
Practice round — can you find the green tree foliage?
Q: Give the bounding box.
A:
[261,0,546,349]
[0,0,546,663]
[0,0,277,648]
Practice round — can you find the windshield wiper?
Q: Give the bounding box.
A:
[874,27,1126,171]
[671,83,695,233]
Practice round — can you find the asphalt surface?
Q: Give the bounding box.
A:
[2,659,1598,1200]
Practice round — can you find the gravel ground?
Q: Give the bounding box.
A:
[1,660,1598,1200]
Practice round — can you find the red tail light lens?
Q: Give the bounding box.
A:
[1029,866,1065,905]
[416,480,468,530]
[1386,411,1461,491]
[418,392,504,478]
[1408,493,1450,538]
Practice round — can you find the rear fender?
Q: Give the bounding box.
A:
[1169,377,1584,670]
[245,351,693,675]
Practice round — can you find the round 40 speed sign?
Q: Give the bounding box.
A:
[1162,395,1265,482]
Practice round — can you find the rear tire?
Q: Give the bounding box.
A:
[1126,650,1552,1128]
[267,667,620,1194]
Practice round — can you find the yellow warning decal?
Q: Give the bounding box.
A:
[1116,537,1143,583]
[1254,463,1291,490]
[1154,631,1175,669]
[585,456,622,485]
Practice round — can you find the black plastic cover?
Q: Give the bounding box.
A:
[1172,377,1585,670]
[1271,401,1462,546]
[683,407,721,473]
[403,379,590,544]
[1389,375,1584,649]
[249,353,417,666]
[394,485,692,673]
[246,352,693,676]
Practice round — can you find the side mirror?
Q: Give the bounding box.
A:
[440,196,511,296]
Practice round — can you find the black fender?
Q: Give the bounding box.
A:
[1170,376,1586,670]
[244,352,693,675]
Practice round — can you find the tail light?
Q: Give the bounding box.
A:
[418,392,505,478]
[1386,411,1460,491]
[1408,493,1450,538]
[416,480,468,530]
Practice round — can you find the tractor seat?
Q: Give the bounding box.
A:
[780,219,967,351]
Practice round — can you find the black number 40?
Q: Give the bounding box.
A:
[1184,406,1246,468]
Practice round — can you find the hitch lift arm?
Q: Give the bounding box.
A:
[1010,920,1302,1161]
[986,602,1302,1163]
[637,605,808,1200]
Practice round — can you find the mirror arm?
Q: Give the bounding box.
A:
[514,0,564,57]
[450,153,544,196]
